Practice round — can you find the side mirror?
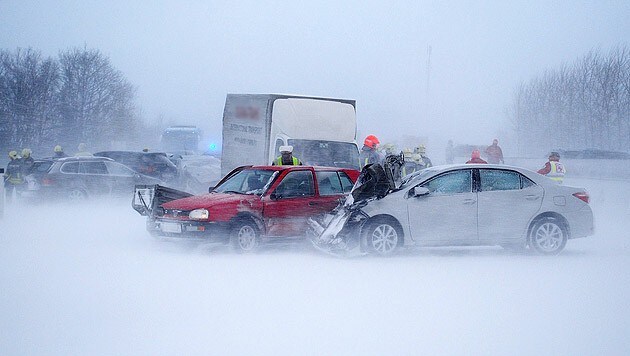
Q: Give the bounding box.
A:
[411,186,430,197]
[208,186,215,193]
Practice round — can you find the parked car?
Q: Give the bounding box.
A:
[310,163,594,256]
[24,156,162,201]
[94,151,179,183]
[133,165,360,251]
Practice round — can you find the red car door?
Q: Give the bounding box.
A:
[263,169,323,237]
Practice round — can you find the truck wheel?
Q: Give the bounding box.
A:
[230,219,260,253]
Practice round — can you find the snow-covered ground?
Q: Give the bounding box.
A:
[1,177,629,355]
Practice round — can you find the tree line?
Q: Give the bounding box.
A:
[0,47,140,157]
[510,45,630,156]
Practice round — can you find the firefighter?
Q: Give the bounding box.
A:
[401,148,420,176]
[4,151,23,203]
[53,145,67,158]
[20,148,35,176]
[466,149,488,164]
[414,144,433,168]
[537,151,565,184]
[75,142,93,156]
[272,145,302,165]
[360,135,381,168]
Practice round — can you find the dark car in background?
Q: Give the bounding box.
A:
[94,151,179,183]
[24,156,162,201]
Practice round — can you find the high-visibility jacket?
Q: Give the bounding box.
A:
[4,159,23,184]
[547,161,565,184]
[274,155,301,165]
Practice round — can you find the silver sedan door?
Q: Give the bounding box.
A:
[477,169,543,241]
[407,169,477,243]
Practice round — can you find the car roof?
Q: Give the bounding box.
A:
[404,163,544,184]
[56,156,115,162]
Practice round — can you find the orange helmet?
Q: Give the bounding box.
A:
[363,138,376,149]
[471,149,481,159]
[365,135,380,145]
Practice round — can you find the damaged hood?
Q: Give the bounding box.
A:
[350,154,404,202]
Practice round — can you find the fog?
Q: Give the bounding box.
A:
[1,1,629,146]
[1,176,628,354]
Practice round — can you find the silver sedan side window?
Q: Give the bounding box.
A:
[479,169,520,191]
[421,170,472,195]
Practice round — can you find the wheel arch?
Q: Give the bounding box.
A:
[230,212,265,234]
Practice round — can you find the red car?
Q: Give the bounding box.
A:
[133,165,359,251]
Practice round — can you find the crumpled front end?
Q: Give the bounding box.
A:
[308,157,403,256]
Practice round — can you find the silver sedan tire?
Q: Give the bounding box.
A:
[365,220,400,256]
[529,217,568,255]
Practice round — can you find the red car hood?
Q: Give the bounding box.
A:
[162,192,259,210]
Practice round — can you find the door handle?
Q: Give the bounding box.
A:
[525,195,540,201]
[308,201,318,206]
[462,199,476,204]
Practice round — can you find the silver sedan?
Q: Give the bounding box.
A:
[311,164,594,256]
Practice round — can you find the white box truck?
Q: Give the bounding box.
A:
[221,94,360,175]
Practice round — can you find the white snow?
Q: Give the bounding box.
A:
[1,177,629,355]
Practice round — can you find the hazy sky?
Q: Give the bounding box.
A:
[1,0,629,149]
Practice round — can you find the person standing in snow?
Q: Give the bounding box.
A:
[4,151,23,203]
[272,145,302,165]
[537,151,565,184]
[359,135,381,168]
[466,149,487,164]
[485,139,504,164]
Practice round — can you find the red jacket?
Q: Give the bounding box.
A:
[485,144,504,164]
[466,157,487,164]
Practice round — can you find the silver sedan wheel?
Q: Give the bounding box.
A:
[369,223,399,255]
[236,225,258,251]
[532,222,564,253]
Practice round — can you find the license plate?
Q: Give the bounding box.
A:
[160,222,182,233]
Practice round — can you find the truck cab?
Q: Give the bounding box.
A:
[221,94,360,176]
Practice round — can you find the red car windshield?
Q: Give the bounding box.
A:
[213,169,277,195]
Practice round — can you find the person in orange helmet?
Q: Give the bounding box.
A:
[359,135,381,168]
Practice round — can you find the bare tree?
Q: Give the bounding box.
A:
[510,46,630,156]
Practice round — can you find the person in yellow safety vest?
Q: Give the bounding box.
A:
[4,151,23,203]
[401,148,420,176]
[414,144,433,168]
[272,145,302,166]
[537,151,565,184]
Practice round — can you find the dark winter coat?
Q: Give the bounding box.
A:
[359,146,381,168]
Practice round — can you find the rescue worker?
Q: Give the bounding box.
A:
[537,151,565,184]
[75,142,93,157]
[466,149,487,164]
[401,148,420,176]
[4,151,23,203]
[359,135,381,168]
[380,143,397,157]
[484,138,504,164]
[445,140,455,164]
[414,144,433,168]
[53,145,67,158]
[20,148,35,176]
[272,145,302,165]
